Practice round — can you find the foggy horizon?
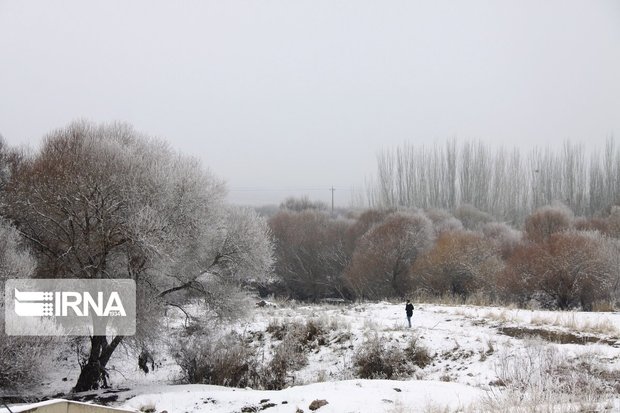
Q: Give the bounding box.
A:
[1,0,619,207]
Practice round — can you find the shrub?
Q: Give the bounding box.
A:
[174,332,258,387]
[501,231,614,310]
[174,317,337,391]
[0,219,54,395]
[353,336,413,379]
[267,318,332,350]
[266,319,288,340]
[404,336,432,368]
[0,335,56,395]
[261,334,307,390]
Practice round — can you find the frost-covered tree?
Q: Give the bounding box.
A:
[1,121,273,391]
[454,204,495,231]
[173,205,274,319]
[425,208,464,234]
[482,222,522,259]
[368,138,620,222]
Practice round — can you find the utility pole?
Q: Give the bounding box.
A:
[330,186,335,215]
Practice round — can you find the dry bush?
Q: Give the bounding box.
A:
[174,331,258,387]
[260,317,342,389]
[0,334,56,395]
[260,333,308,390]
[454,204,494,231]
[174,318,328,390]
[267,318,335,349]
[269,209,351,301]
[266,319,288,340]
[482,222,522,259]
[497,243,541,307]
[353,335,420,379]
[591,300,615,312]
[404,335,432,368]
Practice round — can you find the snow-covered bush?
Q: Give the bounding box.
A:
[489,340,611,410]
[404,335,432,368]
[261,317,343,389]
[267,317,339,350]
[173,331,258,387]
[260,331,308,390]
[353,335,416,379]
[0,218,55,395]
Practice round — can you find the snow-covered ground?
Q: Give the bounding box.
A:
[121,380,484,413]
[5,301,620,412]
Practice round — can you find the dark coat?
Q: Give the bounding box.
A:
[405,303,414,317]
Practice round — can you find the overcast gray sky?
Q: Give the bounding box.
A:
[1,1,619,206]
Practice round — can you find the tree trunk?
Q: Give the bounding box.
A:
[74,334,124,392]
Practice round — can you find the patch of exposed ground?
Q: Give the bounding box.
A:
[498,326,619,346]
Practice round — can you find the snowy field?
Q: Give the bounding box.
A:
[5,301,620,412]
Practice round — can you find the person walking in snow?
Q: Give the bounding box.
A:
[405,299,414,328]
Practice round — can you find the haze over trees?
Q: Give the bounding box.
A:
[261,141,620,309]
[366,139,620,223]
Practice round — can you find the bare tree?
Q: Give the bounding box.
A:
[538,231,612,310]
[344,212,434,299]
[368,138,620,222]
[524,204,573,243]
[501,230,613,310]
[269,210,350,300]
[412,230,502,298]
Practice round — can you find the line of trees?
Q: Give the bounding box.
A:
[365,139,620,223]
[268,199,620,311]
